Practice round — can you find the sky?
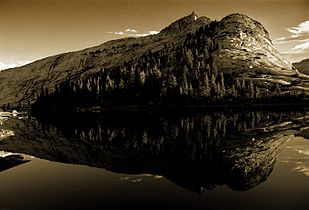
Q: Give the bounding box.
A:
[0,0,308,70]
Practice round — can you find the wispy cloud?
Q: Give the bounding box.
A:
[108,28,159,37]
[293,165,309,176]
[276,20,309,57]
[290,39,309,53]
[276,21,309,43]
[0,60,32,71]
[125,28,137,33]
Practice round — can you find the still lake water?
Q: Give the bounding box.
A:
[0,109,308,210]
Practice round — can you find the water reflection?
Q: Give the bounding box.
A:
[0,151,30,172]
[0,109,308,192]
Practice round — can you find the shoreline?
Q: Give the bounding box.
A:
[29,102,309,115]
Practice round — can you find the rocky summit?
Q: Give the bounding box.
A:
[212,14,294,75]
[0,12,308,109]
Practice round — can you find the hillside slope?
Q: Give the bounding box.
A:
[294,58,309,75]
[0,12,308,108]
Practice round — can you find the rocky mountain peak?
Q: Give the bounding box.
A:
[160,12,210,34]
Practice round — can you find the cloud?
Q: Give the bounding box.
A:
[290,39,309,52]
[125,28,137,33]
[293,165,309,176]
[275,20,309,57]
[108,28,159,37]
[0,60,32,71]
[114,31,124,35]
[276,21,309,43]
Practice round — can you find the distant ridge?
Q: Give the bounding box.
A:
[293,58,309,75]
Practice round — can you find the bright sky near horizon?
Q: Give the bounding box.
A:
[0,0,308,70]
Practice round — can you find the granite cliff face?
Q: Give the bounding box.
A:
[212,14,294,75]
[0,13,308,107]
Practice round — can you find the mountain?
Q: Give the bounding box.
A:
[0,12,308,109]
[293,58,309,75]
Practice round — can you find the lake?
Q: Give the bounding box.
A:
[0,109,308,210]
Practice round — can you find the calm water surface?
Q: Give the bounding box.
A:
[0,110,308,210]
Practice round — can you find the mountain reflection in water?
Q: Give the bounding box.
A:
[0,109,308,193]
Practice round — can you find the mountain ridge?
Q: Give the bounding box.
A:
[293,58,309,75]
[0,13,308,109]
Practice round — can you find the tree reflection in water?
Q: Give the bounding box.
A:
[0,109,307,192]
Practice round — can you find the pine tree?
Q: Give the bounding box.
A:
[255,86,260,99]
[152,65,162,79]
[211,73,217,97]
[188,82,193,96]
[236,78,241,89]
[200,74,210,97]
[180,86,184,96]
[217,81,222,98]
[275,83,281,96]
[181,70,189,95]
[106,75,114,91]
[128,66,135,86]
[167,73,178,92]
[231,84,237,98]
[205,63,211,74]
[96,77,100,94]
[138,71,146,86]
[185,49,194,69]
[161,80,167,97]
[241,79,246,90]
[119,78,126,89]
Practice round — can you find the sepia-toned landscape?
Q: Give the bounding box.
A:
[0,0,308,209]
